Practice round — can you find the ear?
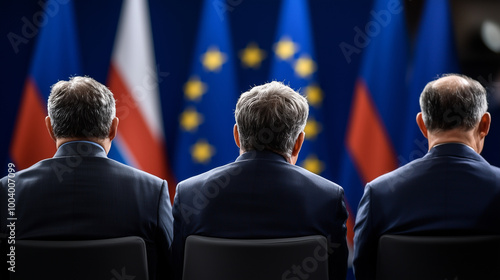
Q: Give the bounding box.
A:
[290,131,305,165]
[233,124,241,148]
[416,113,428,139]
[478,112,491,138]
[45,116,56,142]
[108,117,119,141]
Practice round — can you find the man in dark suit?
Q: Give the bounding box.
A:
[353,74,500,279]
[172,81,348,280]
[0,76,173,280]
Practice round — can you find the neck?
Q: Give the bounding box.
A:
[427,128,482,153]
[55,138,110,154]
[240,148,293,163]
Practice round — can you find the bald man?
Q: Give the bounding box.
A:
[353,74,500,280]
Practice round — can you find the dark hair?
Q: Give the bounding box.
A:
[47,76,116,139]
[234,81,309,158]
[419,74,487,132]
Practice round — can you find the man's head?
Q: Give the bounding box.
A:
[234,81,309,164]
[417,74,490,153]
[45,76,118,152]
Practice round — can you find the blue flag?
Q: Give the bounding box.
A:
[269,0,331,179]
[174,0,239,181]
[11,0,82,169]
[402,0,460,161]
[339,0,410,277]
[270,1,348,278]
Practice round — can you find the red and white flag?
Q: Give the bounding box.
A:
[107,0,175,198]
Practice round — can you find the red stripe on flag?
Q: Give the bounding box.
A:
[11,78,56,169]
[108,64,176,197]
[346,79,398,184]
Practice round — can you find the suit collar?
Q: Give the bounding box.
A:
[235,149,288,163]
[426,143,486,163]
[54,141,107,158]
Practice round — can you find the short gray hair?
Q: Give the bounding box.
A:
[234,81,309,158]
[419,74,487,132]
[47,76,116,139]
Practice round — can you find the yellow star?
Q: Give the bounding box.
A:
[273,36,298,60]
[304,118,322,140]
[294,55,317,78]
[239,42,267,69]
[305,84,323,107]
[191,139,215,164]
[201,46,227,72]
[301,155,325,175]
[184,76,207,101]
[180,107,204,132]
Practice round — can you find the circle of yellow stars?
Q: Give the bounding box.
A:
[180,45,231,164]
[273,36,317,78]
[179,37,326,172]
[272,36,325,174]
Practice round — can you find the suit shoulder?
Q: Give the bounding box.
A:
[484,163,500,183]
[488,163,500,173]
[289,163,342,188]
[366,156,426,190]
[1,159,50,183]
[104,158,165,182]
[36,156,165,185]
[177,161,237,188]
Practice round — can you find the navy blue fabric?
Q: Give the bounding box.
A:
[0,141,173,280]
[353,143,500,280]
[172,150,348,280]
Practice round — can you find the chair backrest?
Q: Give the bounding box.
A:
[12,236,149,280]
[182,235,329,280]
[376,235,500,280]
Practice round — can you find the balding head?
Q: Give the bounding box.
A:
[419,74,487,132]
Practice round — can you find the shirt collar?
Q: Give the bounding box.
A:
[432,142,475,152]
[59,140,106,153]
[235,149,288,163]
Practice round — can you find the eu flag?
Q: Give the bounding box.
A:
[174,0,239,181]
[270,0,347,278]
[270,0,331,179]
[10,0,82,169]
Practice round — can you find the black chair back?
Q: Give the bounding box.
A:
[12,236,148,280]
[376,235,500,280]
[183,235,329,280]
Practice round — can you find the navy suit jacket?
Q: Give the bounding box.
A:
[353,143,500,280]
[172,150,348,280]
[0,141,173,280]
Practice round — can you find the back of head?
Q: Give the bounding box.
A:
[234,81,309,158]
[47,76,116,139]
[419,74,487,132]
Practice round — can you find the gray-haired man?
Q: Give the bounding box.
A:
[0,76,173,280]
[172,81,348,280]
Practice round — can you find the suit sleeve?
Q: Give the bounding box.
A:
[156,180,174,279]
[328,186,348,280]
[353,183,377,280]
